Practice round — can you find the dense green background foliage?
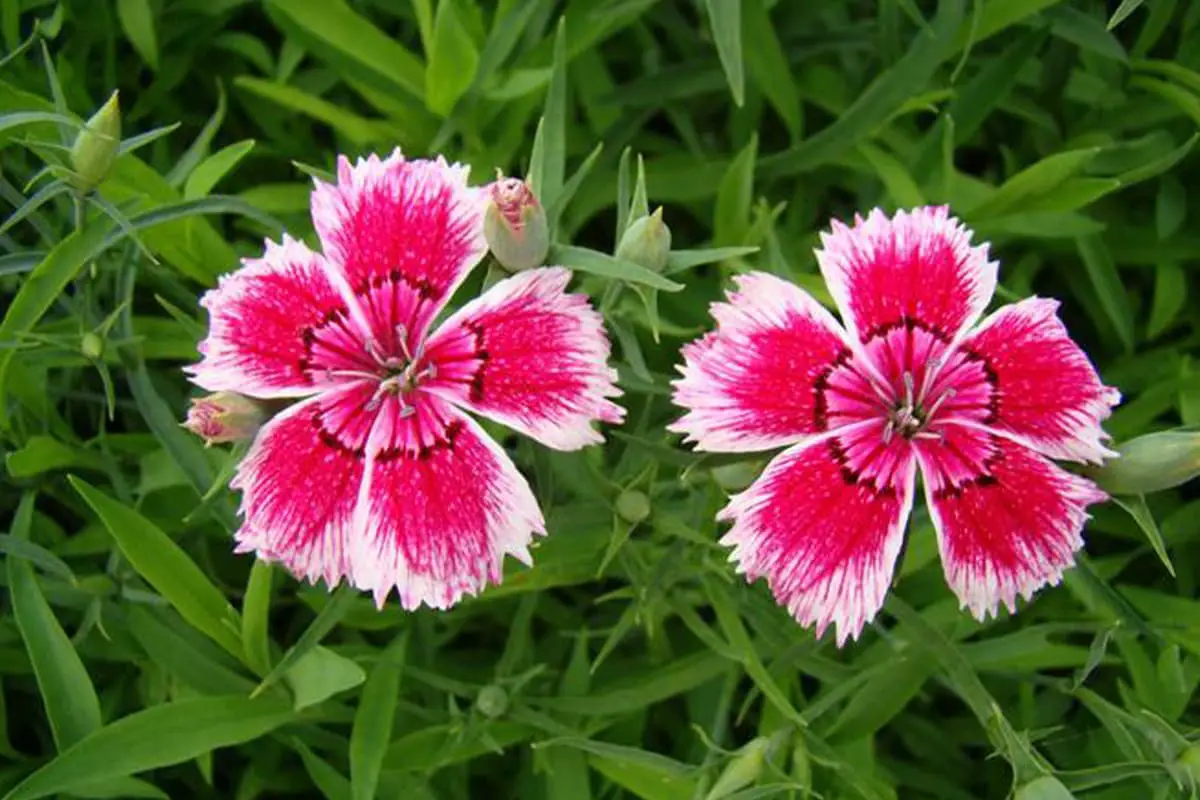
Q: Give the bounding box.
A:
[2,0,1200,797]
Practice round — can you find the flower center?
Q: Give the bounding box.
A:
[356,324,436,414]
[881,363,955,444]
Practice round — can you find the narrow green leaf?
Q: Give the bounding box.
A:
[549,245,683,291]
[1112,496,1174,576]
[125,607,257,697]
[2,697,294,800]
[294,739,352,800]
[351,632,409,800]
[0,535,75,584]
[859,142,926,208]
[967,148,1100,219]
[533,18,568,211]
[1146,263,1186,340]
[742,0,801,139]
[714,134,757,246]
[704,580,805,730]
[665,246,759,274]
[234,78,389,144]
[6,435,104,479]
[115,0,159,70]
[760,0,964,177]
[425,0,479,115]
[705,0,744,106]
[1046,6,1127,62]
[1107,0,1147,29]
[0,220,112,425]
[7,493,101,751]
[69,477,245,660]
[184,139,256,199]
[285,646,366,711]
[241,561,274,676]
[1075,234,1136,354]
[253,585,358,697]
[263,0,425,99]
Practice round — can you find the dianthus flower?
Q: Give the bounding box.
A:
[671,206,1119,644]
[189,150,624,608]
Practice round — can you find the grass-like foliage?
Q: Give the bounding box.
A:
[2,1,1200,798]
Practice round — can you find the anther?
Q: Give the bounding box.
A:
[398,404,416,419]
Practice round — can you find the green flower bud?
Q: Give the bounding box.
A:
[182,392,265,446]
[615,489,650,523]
[1176,742,1200,787]
[475,684,508,718]
[616,207,671,273]
[80,332,104,360]
[1087,431,1200,495]
[704,737,770,800]
[484,177,549,272]
[69,91,121,193]
[1013,776,1074,800]
[712,461,760,492]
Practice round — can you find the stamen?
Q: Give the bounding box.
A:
[917,355,944,404]
[913,430,944,442]
[365,337,387,366]
[398,404,416,419]
[395,324,413,362]
[924,387,956,420]
[902,372,914,408]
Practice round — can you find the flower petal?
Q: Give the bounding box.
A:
[350,392,545,609]
[231,381,378,587]
[817,206,997,346]
[945,297,1120,464]
[420,267,624,451]
[311,149,487,350]
[189,236,372,398]
[719,421,917,645]
[669,271,881,453]
[914,422,1106,620]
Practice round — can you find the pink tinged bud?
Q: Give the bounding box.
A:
[616,207,671,273]
[183,392,264,446]
[1088,430,1200,495]
[484,177,549,272]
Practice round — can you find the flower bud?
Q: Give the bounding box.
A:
[69,91,121,193]
[80,332,104,360]
[1087,431,1200,495]
[182,392,264,446]
[484,177,549,272]
[1175,742,1200,786]
[475,684,508,718]
[616,207,671,273]
[704,737,769,800]
[712,461,760,492]
[1013,776,1074,800]
[615,489,650,523]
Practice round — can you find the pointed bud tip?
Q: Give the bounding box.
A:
[69,89,123,193]
[616,210,672,273]
[1088,430,1200,496]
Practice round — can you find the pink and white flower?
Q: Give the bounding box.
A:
[188,150,624,609]
[670,206,1120,645]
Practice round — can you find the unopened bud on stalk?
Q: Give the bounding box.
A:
[1013,776,1075,800]
[69,91,121,193]
[615,489,650,523]
[182,392,264,446]
[704,737,770,800]
[616,207,671,273]
[80,332,104,360]
[484,176,549,272]
[1087,430,1200,495]
[475,685,509,718]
